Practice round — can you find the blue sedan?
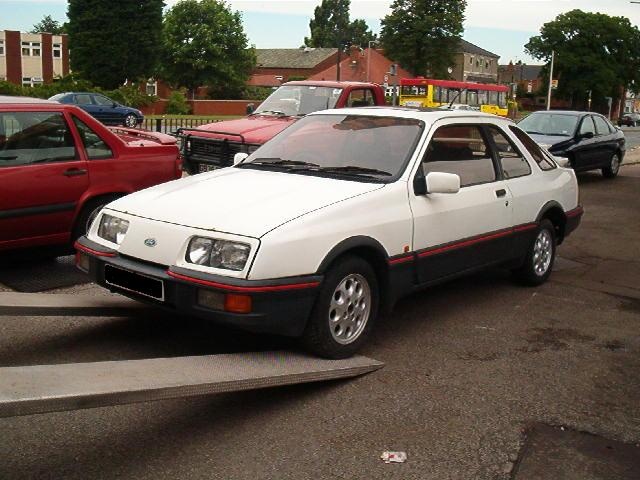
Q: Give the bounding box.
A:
[49,92,144,128]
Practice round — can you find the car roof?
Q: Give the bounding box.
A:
[311,106,513,123]
[527,110,592,117]
[0,95,58,105]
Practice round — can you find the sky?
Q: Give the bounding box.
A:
[1,0,640,65]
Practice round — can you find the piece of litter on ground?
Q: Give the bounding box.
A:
[475,325,496,331]
[381,451,407,463]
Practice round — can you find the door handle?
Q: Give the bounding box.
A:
[495,189,507,198]
[63,168,87,177]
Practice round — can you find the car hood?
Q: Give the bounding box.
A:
[528,133,573,148]
[185,115,297,144]
[106,167,384,238]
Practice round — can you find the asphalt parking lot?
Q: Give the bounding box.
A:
[1,156,639,479]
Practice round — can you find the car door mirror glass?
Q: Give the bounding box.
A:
[580,131,594,139]
[234,152,249,165]
[426,172,460,194]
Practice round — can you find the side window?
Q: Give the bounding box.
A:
[423,124,496,187]
[0,112,76,167]
[72,116,113,160]
[579,116,596,136]
[75,94,93,105]
[93,95,113,106]
[347,89,374,107]
[508,125,556,171]
[487,126,531,179]
[593,115,610,136]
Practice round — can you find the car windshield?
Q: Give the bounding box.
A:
[518,113,579,136]
[253,85,342,117]
[239,114,424,181]
[48,93,65,101]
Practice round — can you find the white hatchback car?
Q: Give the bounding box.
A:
[76,108,583,358]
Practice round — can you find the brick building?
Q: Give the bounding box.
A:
[452,40,500,83]
[248,48,339,86]
[0,30,69,86]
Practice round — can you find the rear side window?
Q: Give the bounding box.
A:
[579,116,596,136]
[72,116,113,159]
[74,94,92,105]
[508,126,556,171]
[347,89,375,107]
[423,125,496,187]
[487,126,531,179]
[0,111,76,167]
[593,115,610,135]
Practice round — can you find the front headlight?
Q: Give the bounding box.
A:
[97,214,129,245]
[186,237,251,271]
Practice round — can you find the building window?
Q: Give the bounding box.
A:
[21,77,43,87]
[22,77,32,86]
[469,56,473,65]
[0,40,4,56]
[21,41,41,57]
[146,79,157,96]
[53,43,62,58]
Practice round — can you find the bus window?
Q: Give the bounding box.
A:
[498,92,507,108]
[467,91,478,107]
[434,86,442,103]
[478,91,488,105]
[488,91,498,105]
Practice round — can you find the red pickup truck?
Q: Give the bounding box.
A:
[0,96,181,253]
[179,81,387,174]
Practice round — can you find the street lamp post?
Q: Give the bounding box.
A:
[366,40,379,82]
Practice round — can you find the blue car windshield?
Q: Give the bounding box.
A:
[518,114,579,136]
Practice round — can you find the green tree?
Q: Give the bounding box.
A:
[380,0,466,78]
[67,0,164,89]
[304,0,376,48]
[31,15,66,34]
[526,10,640,110]
[161,0,256,99]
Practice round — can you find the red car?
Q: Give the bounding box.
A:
[0,96,181,253]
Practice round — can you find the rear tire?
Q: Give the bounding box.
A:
[71,195,120,244]
[602,152,621,178]
[512,219,556,286]
[301,255,379,359]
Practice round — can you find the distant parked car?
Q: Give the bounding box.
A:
[518,110,625,178]
[618,113,640,127]
[0,96,181,253]
[49,92,144,128]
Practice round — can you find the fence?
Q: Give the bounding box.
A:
[140,117,222,135]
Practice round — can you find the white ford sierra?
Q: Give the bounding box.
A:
[76,107,583,358]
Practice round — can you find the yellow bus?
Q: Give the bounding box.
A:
[400,78,509,116]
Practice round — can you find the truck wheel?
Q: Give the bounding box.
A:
[301,255,379,359]
[512,219,556,286]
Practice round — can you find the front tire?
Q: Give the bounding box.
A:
[602,152,621,178]
[301,255,379,359]
[123,114,138,128]
[512,219,556,286]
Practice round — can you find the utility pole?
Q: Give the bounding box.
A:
[366,40,378,82]
[546,50,555,111]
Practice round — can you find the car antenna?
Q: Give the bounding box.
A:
[449,88,467,109]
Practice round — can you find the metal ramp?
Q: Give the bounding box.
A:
[0,292,153,316]
[0,293,384,418]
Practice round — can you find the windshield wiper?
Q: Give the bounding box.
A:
[238,158,320,169]
[319,165,392,176]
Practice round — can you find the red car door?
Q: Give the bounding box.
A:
[0,109,89,250]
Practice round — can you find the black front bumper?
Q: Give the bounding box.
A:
[75,237,322,337]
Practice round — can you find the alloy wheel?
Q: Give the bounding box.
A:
[533,229,553,276]
[328,273,371,345]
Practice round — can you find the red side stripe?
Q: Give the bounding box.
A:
[418,229,513,258]
[514,223,537,233]
[166,270,320,293]
[566,206,584,218]
[389,255,414,265]
[74,241,116,257]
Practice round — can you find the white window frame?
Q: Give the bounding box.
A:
[0,39,4,56]
[146,79,157,96]
[21,41,41,57]
[53,43,62,58]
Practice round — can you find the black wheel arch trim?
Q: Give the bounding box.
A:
[316,236,390,274]
[535,200,565,223]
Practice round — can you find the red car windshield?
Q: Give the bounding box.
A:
[254,86,342,117]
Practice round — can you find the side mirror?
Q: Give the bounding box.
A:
[553,156,570,168]
[233,152,249,165]
[246,103,255,114]
[112,102,118,108]
[579,131,594,140]
[425,172,460,194]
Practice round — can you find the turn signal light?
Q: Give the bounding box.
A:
[224,294,252,314]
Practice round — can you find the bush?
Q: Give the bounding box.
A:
[0,75,156,108]
[165,90,191,115]
[242,86,276,101]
